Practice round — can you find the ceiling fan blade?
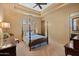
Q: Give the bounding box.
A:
[38,5,42,9]
[33,3,47,9]
[38,3,47,5]
[33,4,38,8]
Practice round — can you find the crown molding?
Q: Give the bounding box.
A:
[14,3,69,18]
[14,4,41,17]
[13,8,41,18]
[1,3,69,18]
[41,3,69,17]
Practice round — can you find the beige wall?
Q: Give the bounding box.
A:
[0,4,41,41]
[0,9,4,46]
[42,3,79,45]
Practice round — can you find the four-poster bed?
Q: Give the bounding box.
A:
[22,15,48,51]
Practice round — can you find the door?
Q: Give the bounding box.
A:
[41,20,45,35]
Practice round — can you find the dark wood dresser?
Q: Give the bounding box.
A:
[65,43,79,56]
[0,45,16,56]
[64,35,79,56]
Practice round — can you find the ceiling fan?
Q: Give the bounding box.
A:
[33,3,47,9]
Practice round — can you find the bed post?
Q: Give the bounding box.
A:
[28,15,32,51]
[22,19,24,41]
[47,21,48,44]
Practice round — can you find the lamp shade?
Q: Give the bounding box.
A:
[1,22,10,28]
[0,19,2,22]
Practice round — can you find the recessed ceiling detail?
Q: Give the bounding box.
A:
[19,3,52,11]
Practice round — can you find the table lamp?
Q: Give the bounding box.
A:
[0,22,10,47]
[1,22,10,32]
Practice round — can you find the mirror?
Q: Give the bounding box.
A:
[72,17,79,31]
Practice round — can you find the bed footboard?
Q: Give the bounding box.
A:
[29,38,48,51]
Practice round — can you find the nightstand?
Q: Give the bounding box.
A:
[0,44,16,56]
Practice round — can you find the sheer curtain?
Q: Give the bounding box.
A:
[22,16,36,37]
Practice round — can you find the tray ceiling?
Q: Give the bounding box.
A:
[19,3,52,11]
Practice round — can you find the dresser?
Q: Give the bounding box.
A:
[64,35,79,56]
[0,44,16,56]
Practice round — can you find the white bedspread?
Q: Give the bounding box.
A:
[26,34,47,40]
[23,34,47,45]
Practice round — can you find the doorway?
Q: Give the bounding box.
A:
[41,20,45,35]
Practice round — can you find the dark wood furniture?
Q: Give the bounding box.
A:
[25,18,49,51]
[64,34,79,56]
[65,43,79,56]
[22,15,49,51]
[0,45,16,56]
[70,34,77,40]
[74,39,79,50]
[29,38,48,50]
